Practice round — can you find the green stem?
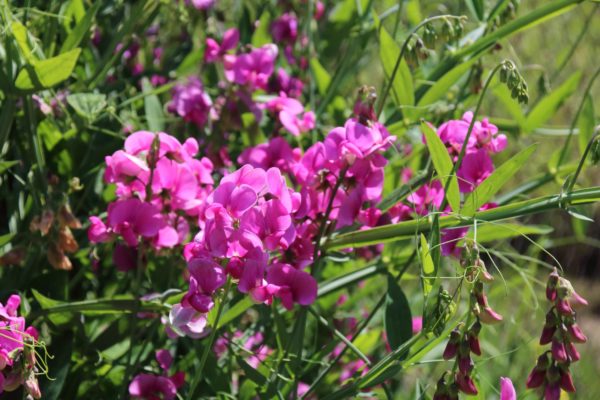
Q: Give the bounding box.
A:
[186,277,232,400]
[325,186,600,250]
[566,128,600,194]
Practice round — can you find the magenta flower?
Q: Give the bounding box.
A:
[500,377,516,400]
[264,94,315,136]
[457,149,494,193]
[205,28,239,63]
[237,137,299,172]
[129,350,184,400]
[106,199,165,246]
[224,44,278,90]
[271,13,298,44]
[262,263,317,310]
[186,0,215,10]
[168,77,214,129]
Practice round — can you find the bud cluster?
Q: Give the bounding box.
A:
[433,243,502,398]
[29,204,82,271]
[526,269,588,400]
[406,16,467,67]
[499,60,529,104]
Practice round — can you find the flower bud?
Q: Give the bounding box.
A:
[455,372,478,395]
[544,382,561,400]
[559,370,576,392]
[551,339,568,363]
[566,341,580,362]
[443,329,461,360]
[566,323,587,343]
[546,270,559,301]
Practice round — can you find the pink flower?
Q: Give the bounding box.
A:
[261,263,318,310]
[129,349,185,400]
[237,137,299,172]
[268,68,304,98]
[106,199,165,246]
[407,181,444,215]
[186,0,215,10]
[168,77,214,129]
[224,44,278,90]
[205,28,239,63]
[500,377,516,400]
[271,13,298,44]
[166,304,209,339]
[264,94,315,136]
[457,149,494,193]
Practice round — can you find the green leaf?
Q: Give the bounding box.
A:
[577,94,595,156]
[421,121,460,212]
[0,161,19,174]
[310,58,331,96]
[318,263,387,298]
[237,357,268,385]
[31,289,72,325]
[462,144,537,216]
[379,25,414,111]
[142,78,165,131]
[0,233,15,247]
[15,48,81,91]
[384,275,413,351]
[524,72,581,132]
[60,1,101,52]
[420,234,435,297]
[251,11,272,47]
[218,297,254,328]
[11,22,35,63]
[66,92,107,120]
[466,0,485,20]
[417,57,480,113]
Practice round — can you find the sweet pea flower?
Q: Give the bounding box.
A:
[500,377,516,400]
[205,28,239,63]
[106,199,165,247]
[168,77,214,129]
[166,304,209,339]
[457,149,494,193]
[268,68,304,98]
[224,44,278,90]
[237,137,299,172]
[264,94,315,136]
[186,0,215,10]
[271,13,298,44]
[259,263,318,310]
[129,350,185,400]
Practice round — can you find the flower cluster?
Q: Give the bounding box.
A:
[526,269,588,399]
[167,90,396,337]
[0,295,40,398]
[435,243,502,398]
[392,113,507,257]
[129,349,185,400]
[88,131,214,269]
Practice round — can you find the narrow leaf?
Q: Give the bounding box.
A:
[310,58,331,96]
[462,144,537,216]
[420,234,435,297]
[251,11,271,47]
[421,121,460,212]
[467,223,553,242]
[524,72,581,132]
[384,275,413,351]
[577,94,595,156]
[142,77,165,131]
[379,26,414,110]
